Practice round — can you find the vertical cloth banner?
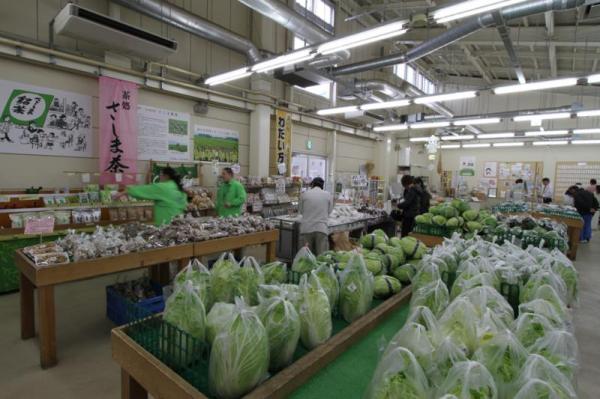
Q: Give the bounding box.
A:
[99,76,138,185]
[274,109,292,176]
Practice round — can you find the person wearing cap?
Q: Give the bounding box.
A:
[298,177,334,255]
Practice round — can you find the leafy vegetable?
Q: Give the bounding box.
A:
[399,236,427,259]
[410,279,449,317]
[174,258,212,310]
[257,296,301,371]
[210,252,239,303]
[261,261,288,284]
[529,330,578,379]
[292,246,318,273]
[298,274,332,349]
[163,281,207,341]
[233,256,264,306]
[392,263,416,284]
[386,322,436,372]
[513,312,556,349]
[437,361,497,399]
[361,233,388,249]
[310,264,339,309]
[513,355,577,399]
[428,337,468,388]
[374,275,402,299]
[206,302,235,344]
[339,254,374,323]
[438,298,479,355]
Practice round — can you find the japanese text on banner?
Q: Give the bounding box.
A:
[274,109,292,176]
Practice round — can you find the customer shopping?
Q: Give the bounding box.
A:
[298,177,334,255]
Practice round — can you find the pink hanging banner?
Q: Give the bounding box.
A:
[99,76,138,185]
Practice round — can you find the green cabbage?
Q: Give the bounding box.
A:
[163,281,207,341]
[463,210,479,222]
[298,274,332,349]
[208,300,269,399]
[210,252,239,303]
[416,214,433,225]
[433,215,448,226]
[261,261,288,284]
[382,253,403,271]
[206,302,236,344]
[365,253,386,276]
[310,265,339,309]
[233,256,264,306]
[257,296,301,372]
[361,233,388,249]
[466,221,483,232]
[389,237,402,248]
[316,251,337,265]
[292,246,318,274]
[374,275,402,299]
[446,217,460,228]
[400,236,427,259]
[339,254,374,322]
[513,312,556,349]
[174,259,212,310]
[393,263,416,284]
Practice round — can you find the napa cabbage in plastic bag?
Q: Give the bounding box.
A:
[472,330,528,398]
[520,270,568,306]
[261,261,288,284]
[163,281,207,341]
[210,252,239,303]
[410,279,449,317]
[386,322,436,371]
[476,308,509,347]
[364,346,430,399]
[427,337,469,388]
[518,299,566,328]
[298,274,332,349]
[528,284,568,317]
[257,295,301,371]
[513,312,556,349]
[233,256,264,306]
[174,258,212,309]
[512,378,566,399]
[550,250,578,306]
[206,302,236,344]
[310,264,339,308]
[438,298,479,355]
[529,330,578,379]
[339,254,374,323]
[292,246,318,273]
[450,272,498,299]
[412,261,443,290]
[437,361,498,399]
[457,286,514,327]
[512,355,576,399]
[406,305,442,344]
[208,298,269,399]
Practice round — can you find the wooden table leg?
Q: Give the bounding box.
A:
[121,369,147,399]
[567,226,580,260]
[37,285,57,368]
[149,263,170,286]
[266,241,276,262]
[20,273,35,340]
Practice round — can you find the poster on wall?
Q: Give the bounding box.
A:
[193,125,239,163]
[0,79,93,157]
[499,163,510,179]
[99,76,138,185]
[273,109,292,176]
[137,105,190,161]
[483,161,497,177]
[459,156,476,176]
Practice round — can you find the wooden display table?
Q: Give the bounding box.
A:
[16,229,278,369]
[409,232,444,248]
[112,288,411,399]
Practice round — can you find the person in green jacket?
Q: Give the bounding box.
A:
[125,167,187,225]
[215,167,247,217]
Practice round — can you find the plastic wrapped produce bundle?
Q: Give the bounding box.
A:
[298,274,332,349]
[291,246,318,274]
[410,279,450,317]
[373,275,402,299]
[392,263,416,284]
[206,302,235,345]
[208,298,269,399]
[261,261,288,284]
[513,378,567,399]
[256,295,301,372]
[457,286,514,327]
[385,322,436,371]
[311,264,339,308]
[438,298,479,355]
[210,253,239,303]
[163,281,207,341]
[476,308,510,346]
[174,258,212,310]
[406,305,442,344]
[363,346,430,399]
[528,284,568,317]
[513,312,556,349]
[512,355,576,399]
[518,299,567,328]
[233,256,264,306]
[412,262,443,290]
[427,337,469,388]
[520,270,568,306]
[550,250,578,306]
[399,236,427,259]
[472,331,528,399]
[450,272,498,300]
[529,330,578,379]
[436,361,498,399]
[338,254,374,323]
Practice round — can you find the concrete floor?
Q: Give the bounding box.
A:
[0,241,598,399]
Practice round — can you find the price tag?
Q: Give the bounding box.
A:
[24,216,55,235]
[81,173,90,183]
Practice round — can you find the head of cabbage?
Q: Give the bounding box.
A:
[174,258,212,310]
[298,274,332,349]
[338,254,375,323]
[233,256,264,306]
[210,252,240,303]
[163,281,207,341]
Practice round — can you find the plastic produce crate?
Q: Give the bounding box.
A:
[413,223,458,238]
[106,281,165,326]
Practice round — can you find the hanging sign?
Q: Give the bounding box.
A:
[24,216,55,235]
[274,109,292,176]
[99,77,138,185]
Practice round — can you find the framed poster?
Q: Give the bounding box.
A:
[459,156,476,176]
[193,125,239,163]
[138,105,190,161]
[0,79,93,157]
[483,162,497,177]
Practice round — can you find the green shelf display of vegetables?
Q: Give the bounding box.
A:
[364,233,579,399]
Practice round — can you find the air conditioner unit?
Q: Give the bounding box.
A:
[54,4,177,60]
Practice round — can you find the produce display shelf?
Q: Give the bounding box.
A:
[0,201,154,214]
[408,232,445,248]
[16,229,278,369]
[112,287,412,399]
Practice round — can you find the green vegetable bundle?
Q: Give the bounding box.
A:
[392,263,416,284]
[399,236,427,259]
[261,261,288,284]
[511,355,576,399]
[206,302,235,345]
[410,279,449,318]
[437,361,498,399]
[513,312,556,349]
[233,256,264,306]
[210,252,240,303]
[163,281,207,341]
[174,258,212,310]
[338,254,374,323]
[311,264,339,309]
[373,275,402,299]
[386,322,436,372]
[529,330,578,379]
[298,274,332,349]
[428,337,468,388]
[438,298,479,355]
[361,233,388,249]
[292,246,318,274]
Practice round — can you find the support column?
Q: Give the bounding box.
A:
[327,82,337,187]
[248,76,272,177]
[374,134,393,201]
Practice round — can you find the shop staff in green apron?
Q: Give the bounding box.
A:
[215,167,247,217]
[125,167,187,225]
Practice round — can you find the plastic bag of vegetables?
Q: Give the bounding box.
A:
[550,250,578,306]
[436,361,498,399]
[210,252,239,303]
[457,286,514,327]
[410,279,449,317]
[472,331,528,398]
[298,274,332,349]
[512,378,568,399]
[513,312,556,349]
[438,298,479,355]
[520,270,568,306]
[528,284,568,318]
[233,256,264,306]
[174,258,212,309]
[386,322,436,371]
[450,272,498,299]
[339,254,374,323]
[257,295,301,372]
[411,262,442,291]
[476,308,510,347]
[292,246,318,274]
[529,330,578,379]
[512,355,576,399]
[163,281,207,341]
[363,346,430,399]
[206,302,236,344]
[310,265,339,309]
[427,337,469,388]
[261,261,288,284]
[518,299,566,328]
[406,305,442,345]
[208,298,269,399]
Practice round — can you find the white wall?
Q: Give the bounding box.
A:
[336,133,376,175]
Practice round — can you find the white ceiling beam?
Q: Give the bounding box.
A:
[461,45,492,83]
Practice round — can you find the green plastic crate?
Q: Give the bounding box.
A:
[413,223,457,238]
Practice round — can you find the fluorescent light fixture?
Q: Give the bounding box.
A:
[524,130,569,137]
[252,49,315,73]
[493,78,578,95]
[318,21,407,55]
[463,143,491,148]
[453,118,501,126]
[513,112,571,122]
[374,124,408,132]
[433,0,528,23]
[409,137,432,142]
[577,109,600,117]
[441,134,475,141]
[573,128,600,135]
[477,132,515,139]
[493,142,525,147]
[317,106,359,116]
[440,144,460,149]
[532,141,569,146]
[588,74,600,84]
[410,121,451,129]
[205,67,252,86]
[572,139,600,145]
[414,91,477,104]
[360,99,411,111]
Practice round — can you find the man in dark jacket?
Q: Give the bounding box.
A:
[414,177,431,214]
[397,175,421,237]
[566,185,599,242]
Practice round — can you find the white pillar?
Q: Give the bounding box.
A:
[328,82,337,184]
[248,76,272,177]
